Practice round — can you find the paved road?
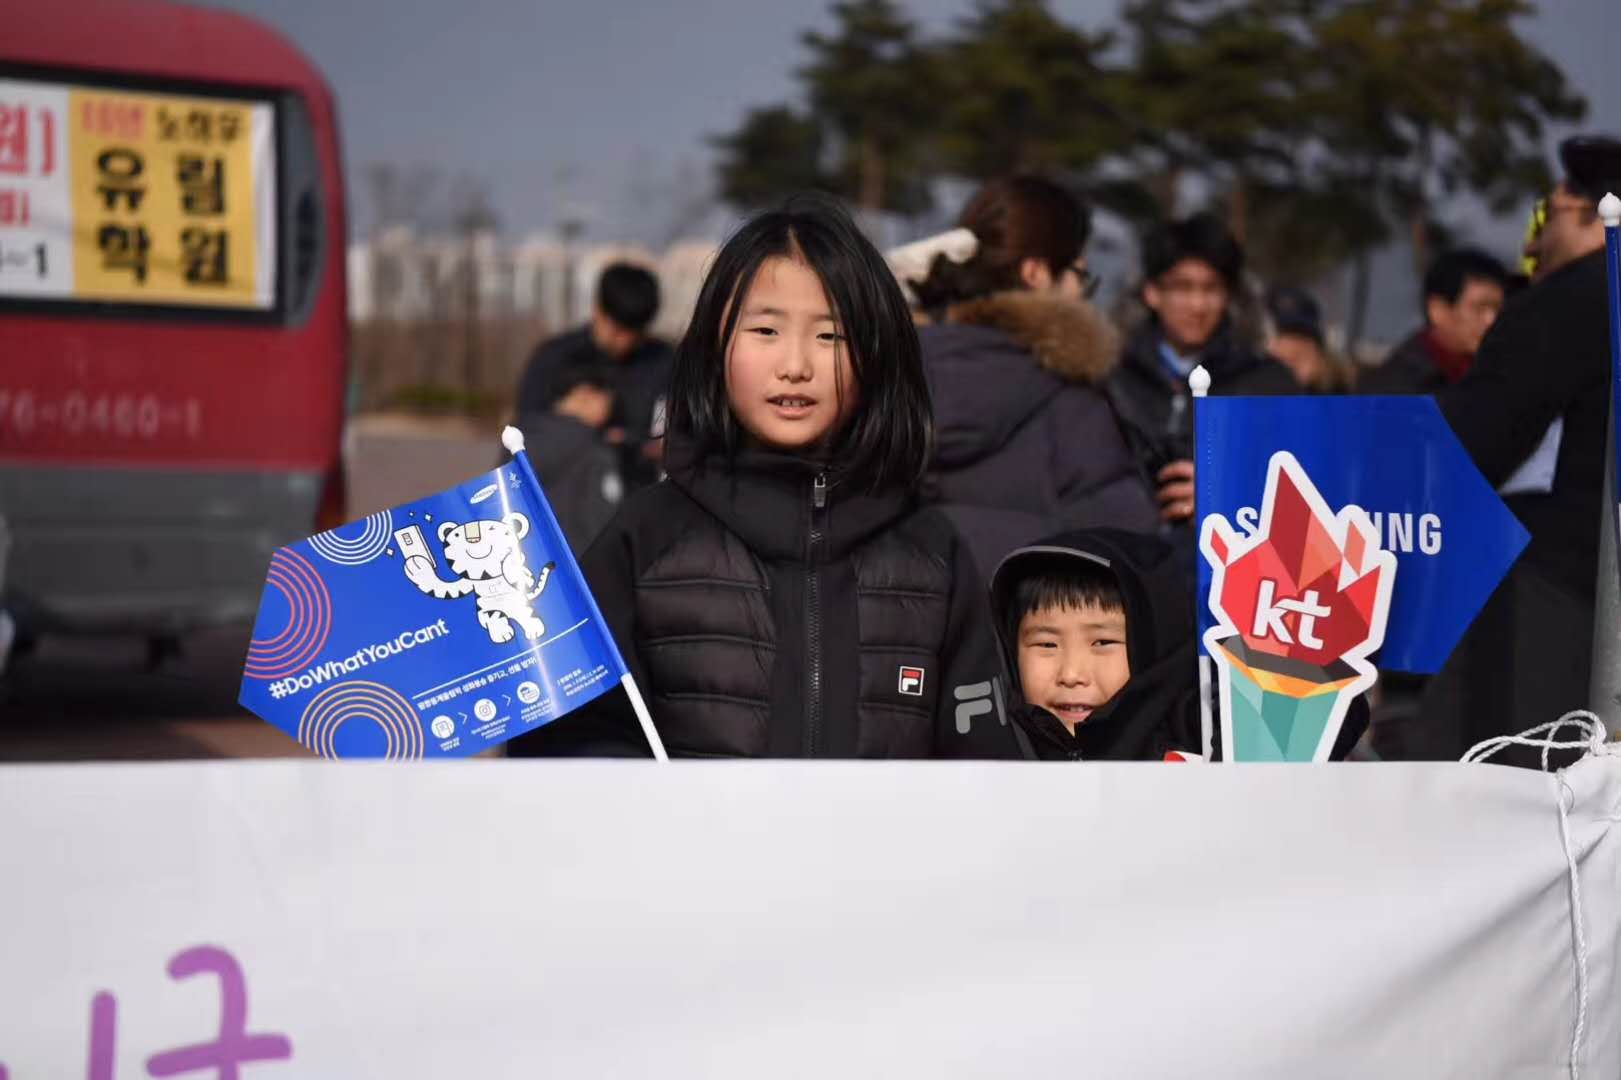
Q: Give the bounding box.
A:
[0,415,503,762]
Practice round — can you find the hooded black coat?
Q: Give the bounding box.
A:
[988,528,1367,761]
[507,434,1022,759]
[919,292,1157,578]
[989,529,1204,760]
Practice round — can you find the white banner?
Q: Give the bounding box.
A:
[1,757,1616,1078]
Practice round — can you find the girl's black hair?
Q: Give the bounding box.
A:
[667,192,932,492]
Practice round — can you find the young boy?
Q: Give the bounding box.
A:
[991,528,1203,761]
[991,527,1369,761]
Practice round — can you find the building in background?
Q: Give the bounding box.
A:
[347,231,716,415]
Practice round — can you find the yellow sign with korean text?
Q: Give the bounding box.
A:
[0,78,277,309]
[65,87,273,308]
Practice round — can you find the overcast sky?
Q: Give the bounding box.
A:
[200,0,1619,244]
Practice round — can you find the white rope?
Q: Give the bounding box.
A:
[1458,710,1616,767]
[1461,710,1619,1078]
[1555,777,1588,1080]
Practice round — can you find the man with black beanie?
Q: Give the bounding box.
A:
[513,263,674,550]
[1384,135,1621,765]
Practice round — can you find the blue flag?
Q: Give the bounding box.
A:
[239,454,628,758]
[1195,395,1528,674]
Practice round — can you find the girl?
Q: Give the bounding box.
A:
[512,195,1019,759]
[910,176,1157,577]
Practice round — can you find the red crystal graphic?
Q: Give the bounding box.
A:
[1203,453,1394,668]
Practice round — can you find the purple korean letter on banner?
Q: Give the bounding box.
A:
[239,447,630,758]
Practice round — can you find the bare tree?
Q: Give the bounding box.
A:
[362,162,442,237]
[449,178,500,397]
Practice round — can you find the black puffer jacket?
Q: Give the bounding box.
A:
[509,435,1021,759]
[920,292,1157,578]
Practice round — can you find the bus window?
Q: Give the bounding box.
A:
[0,19,348,645]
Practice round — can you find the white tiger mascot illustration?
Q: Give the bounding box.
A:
[402,513,554,644]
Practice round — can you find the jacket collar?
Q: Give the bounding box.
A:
[1121,319,1262,386]
[944,291,1120,386]
[663,432,915,563]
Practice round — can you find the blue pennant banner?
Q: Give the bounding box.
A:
[239,457,626,758]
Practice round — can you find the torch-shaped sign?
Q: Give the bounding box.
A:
[1199,452,1398,762]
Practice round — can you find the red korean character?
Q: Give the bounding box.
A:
[0,189,27,226]
[0,104,26,175]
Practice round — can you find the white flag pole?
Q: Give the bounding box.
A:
[502,426,669,762]
[1589,192,1621,739]
[1189,365,1215,759]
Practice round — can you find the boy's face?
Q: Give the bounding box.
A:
[1017,603,1130,732]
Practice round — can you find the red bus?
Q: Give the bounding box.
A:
[0,0,347,654]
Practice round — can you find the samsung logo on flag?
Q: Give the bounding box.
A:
[1235,507,1443,555]
[268,619,451,700]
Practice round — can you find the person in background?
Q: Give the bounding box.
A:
[1359,249,1507,396]
[512,263,674,550]
[907,175,1156,576]
[515,263,674,491]
[1382,135,1621,766]
[1108,213,1295,541]
[1262,285,1353,393]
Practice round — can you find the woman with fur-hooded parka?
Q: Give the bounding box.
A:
[919,289,1158,577]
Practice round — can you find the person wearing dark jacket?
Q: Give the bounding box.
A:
[509,195,1020,760]
[1359,248,1507,396]
[513,263,674,549]
[1108,213,1296,542]
[1388,136,1621,766]
[1261,284,1358,393]
[989,528,1368,761]
[909,176,1157,577]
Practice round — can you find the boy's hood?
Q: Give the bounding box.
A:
[989,527,1191,681]
[990,527,1202,759]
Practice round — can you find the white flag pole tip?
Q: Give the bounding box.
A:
[501,425,526,456]
[1600,192,1621,228]
[1189,364,1212,399]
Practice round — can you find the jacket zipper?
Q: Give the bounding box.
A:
[803,470,827,757]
